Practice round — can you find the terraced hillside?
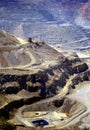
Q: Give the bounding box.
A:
[0,30,90,129]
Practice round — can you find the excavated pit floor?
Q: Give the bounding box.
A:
[15,95,86,128]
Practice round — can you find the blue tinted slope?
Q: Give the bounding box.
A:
[0,0,89,50]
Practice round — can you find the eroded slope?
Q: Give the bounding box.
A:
[0,30,90,129]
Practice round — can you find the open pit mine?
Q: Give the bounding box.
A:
[0,30,90,130]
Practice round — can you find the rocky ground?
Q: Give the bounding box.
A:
[15,126,85,130]
[0,30,90,130]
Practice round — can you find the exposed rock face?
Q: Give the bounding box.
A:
[0,62,88,97]
[0,30,89,124]
[72,63,88,73]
